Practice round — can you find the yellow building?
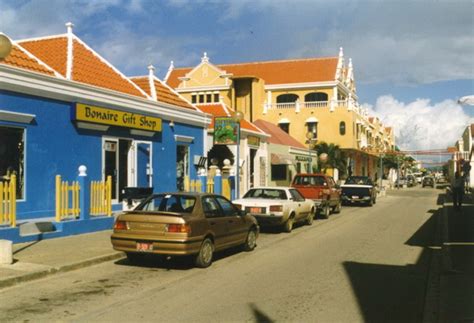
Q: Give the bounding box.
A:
[166,49,395,179]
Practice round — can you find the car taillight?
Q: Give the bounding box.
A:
[269,205,283,212]
[114,220,128,230]
[165,224,192,233]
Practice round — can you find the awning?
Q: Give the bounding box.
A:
[271,153,294,165]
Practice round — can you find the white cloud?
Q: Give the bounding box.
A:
[363,95,472,151]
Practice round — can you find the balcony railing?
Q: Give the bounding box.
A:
[266,100,349,111]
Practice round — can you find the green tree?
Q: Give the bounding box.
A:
[313,142,347,176]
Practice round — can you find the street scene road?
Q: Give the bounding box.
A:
[0,188,441,322]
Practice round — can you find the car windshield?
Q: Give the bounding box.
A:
[135,194,196,213]
[243,189,288,200]
[345,176,370,185]
[293,176,326,186]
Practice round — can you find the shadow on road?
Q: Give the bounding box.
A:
[248,303,274,323]
[343,206,442,322]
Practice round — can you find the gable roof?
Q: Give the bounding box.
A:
[253,119,306,149]
[166,57,339,88]
[0,41,59,77]
[197,103,266,135]
[19,35,148,98]
[131,76,196,110]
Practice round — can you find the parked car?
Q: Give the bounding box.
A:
[406,175,416,187]
[396,177,407,188]
[422,176,435,188]
[341,176,377,206]
[233,187,315,232]
[291,173,342,218]
[111,192,259,268]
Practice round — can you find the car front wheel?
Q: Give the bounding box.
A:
[333,201,342,214]
[195,238,214,268]
[306,208,315,225]
[319,204,330,219]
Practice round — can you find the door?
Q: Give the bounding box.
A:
[135,141,152,188]
[215,195,247,245]
[202,196,229,249]
[289,188,309,220]
[104,139,118,200]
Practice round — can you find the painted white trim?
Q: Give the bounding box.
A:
[66,23,74,80]
[130,129,154,137]
[76,122,109,131]
[0,65,211,128]
[278,118,290,124]
[305,117,319,123]
[289,147,316,155]
[174,135,194,143]
[0,110,35,123]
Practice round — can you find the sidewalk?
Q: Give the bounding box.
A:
[0,230,123,289]
[438,191,474,322]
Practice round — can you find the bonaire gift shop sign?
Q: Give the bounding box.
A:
[75,103,162,132]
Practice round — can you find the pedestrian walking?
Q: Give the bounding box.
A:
[451,171,465,210]
[461,160,471,193]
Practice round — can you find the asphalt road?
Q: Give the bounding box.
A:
[0,187,442,322]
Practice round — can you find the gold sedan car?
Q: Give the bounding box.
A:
[111,192,259,268]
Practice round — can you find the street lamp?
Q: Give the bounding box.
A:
[234,111,244,198]
[0,33,13,59]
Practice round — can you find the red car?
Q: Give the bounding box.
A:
[291,173,342,218]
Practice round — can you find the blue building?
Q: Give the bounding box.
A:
[0,25,209,241]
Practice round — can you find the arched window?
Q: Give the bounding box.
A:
[304,92,328,102]
[276,94,299,103]
[339,121,346,135]
[279,123,290,134]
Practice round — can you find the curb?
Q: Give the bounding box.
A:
[0,252,124,290]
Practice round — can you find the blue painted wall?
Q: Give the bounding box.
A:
[0,90,204,220]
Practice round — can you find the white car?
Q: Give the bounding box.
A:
[233,187,316,232]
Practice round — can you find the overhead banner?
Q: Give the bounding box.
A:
[74,103,162,132]
[213,117,239,145]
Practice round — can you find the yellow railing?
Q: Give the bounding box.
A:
[184,177,215,193]
[90,176,112,216]
[0,175,16,227]
[55,175,80,221]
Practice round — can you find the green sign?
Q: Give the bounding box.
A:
[214,117,240,145]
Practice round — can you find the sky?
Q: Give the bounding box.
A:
[1,0,473,154]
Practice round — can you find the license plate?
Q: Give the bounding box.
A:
[352,196,359,199]
[136,242,153,252]
[250,207,262,213]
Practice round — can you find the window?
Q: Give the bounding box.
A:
[289,189,305,202]
[214,93,219,102]
[306,122,318,139]
[202,196,221,218]
[276,94,299,103]
[304,92,328,102]
[191,95,197,104]
[340,121,346,135]
[0,126,24,199]
[206,94,212,103]
[279,123,290,134]
[215,196,238,216]
[199,94,204,103]
[271,165,287,181]
[176,145,189,191]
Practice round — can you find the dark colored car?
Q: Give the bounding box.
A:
[291,173,342,218]
[422,177,435,188]
[111,192,259,268]
[341,176,377,206]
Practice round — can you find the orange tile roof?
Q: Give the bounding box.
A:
[253,119,306,149]
[166,57,339,88]
[131,76,196,110]
[19,36,147,98]
[198,103,266,135]
[0,43,57,77]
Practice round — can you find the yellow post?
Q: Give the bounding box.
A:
[55,175,61,222]
[222,178,230,200]
[106,176,112,216]
[207,179,214,193]
[184,176,190,191]
[0,182,4,224]
[10,175,16,227]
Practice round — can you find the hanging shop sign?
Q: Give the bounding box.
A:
[295,155,312,162]
[213,117,240,145]
[247,136,260,147]
[74,103,162,132]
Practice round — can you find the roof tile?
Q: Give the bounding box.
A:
[253,119,306,149]
[0,43,57,76]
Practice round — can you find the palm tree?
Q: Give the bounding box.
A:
[313,142,347,176]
